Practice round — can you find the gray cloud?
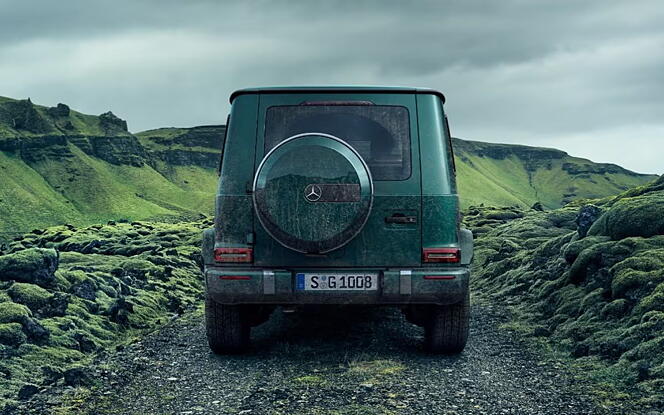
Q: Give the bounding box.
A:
[0,0,662,173]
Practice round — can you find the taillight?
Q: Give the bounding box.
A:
[422,248,460,263]
[214,247,253,263]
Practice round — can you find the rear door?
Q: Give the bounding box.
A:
[253,93,421,268]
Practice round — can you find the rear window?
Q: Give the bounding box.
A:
[264,105,411,180]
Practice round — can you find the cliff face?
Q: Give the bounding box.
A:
[136,125,225,169]
[0,97,223,170]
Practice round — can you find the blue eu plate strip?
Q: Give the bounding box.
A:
[296,273,305,290]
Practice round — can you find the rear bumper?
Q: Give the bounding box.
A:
[204,267,469,306]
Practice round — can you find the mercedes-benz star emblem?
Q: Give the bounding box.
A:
[304,184,322,202]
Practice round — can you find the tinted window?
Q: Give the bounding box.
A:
[264,105,411,180]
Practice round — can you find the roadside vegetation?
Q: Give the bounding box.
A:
[0,219,208,411]
[466,175,664,410]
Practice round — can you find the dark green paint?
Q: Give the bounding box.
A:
[206,86,471,306]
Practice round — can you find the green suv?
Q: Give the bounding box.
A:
[202,86,473,354]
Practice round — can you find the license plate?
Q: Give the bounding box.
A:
[296,273,378,291]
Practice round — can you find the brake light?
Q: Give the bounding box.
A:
[219,275,252,280]
[422,248,460,263]
[214,247,253,263]
[423,275,456,280]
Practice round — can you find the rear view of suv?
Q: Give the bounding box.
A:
[202,86,473,354]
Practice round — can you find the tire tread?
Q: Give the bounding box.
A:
[424,291,470,354]
[205,297,249,354]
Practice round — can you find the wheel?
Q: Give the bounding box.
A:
[424,291,470,354]
[205,296,250,354]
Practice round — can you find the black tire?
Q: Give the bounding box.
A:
[205,297,250,354]
[424,291,470,354]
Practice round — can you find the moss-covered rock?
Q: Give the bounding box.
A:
[588,193,664,240]
[0,302,31,324]
[469,177,664,408]
[7,283,52,312]
[0,248,58,287]
[0,219,208,408]
[0,323,27,347]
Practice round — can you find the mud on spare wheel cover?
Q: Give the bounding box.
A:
[253,132,373,254]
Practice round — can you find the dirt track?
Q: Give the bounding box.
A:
[20,304,602,415]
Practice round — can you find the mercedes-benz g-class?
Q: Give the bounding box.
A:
[202,86,473,354]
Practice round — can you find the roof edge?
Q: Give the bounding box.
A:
[229,87,445,104]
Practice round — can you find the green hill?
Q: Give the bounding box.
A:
[0,96,656,236]
[454,138,656,209]
[0,97,224,237]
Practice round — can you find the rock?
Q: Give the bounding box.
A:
[43,292,70,317]
[23,318,50,343]
[0,248,59,287]
[47,103,70,117]
[63,366,93,387]
[0,323,27,346]
[575,204,602,238]
[41,365,64,385]
[588,193,664,239]
[5,99,52,133]
[71,279,97,301]
[17,383,39,400]
[8,282,52,312]
[533,327,551,337]
[73,332,98,353]
[80,239,102,254]
[109,297,133,325]
[99,111,128,132]
[531,201,544,211]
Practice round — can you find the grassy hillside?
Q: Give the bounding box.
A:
[0,97,224,237]
[454,138,656,209]
[466,175,664,410]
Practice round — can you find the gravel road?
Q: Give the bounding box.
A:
[20,304,603,415]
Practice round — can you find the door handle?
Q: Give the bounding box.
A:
[385,214,417,224]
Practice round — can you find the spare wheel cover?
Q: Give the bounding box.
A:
[253,132,373,253]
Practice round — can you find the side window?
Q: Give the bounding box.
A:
[444,114,458,195]
[217,114,230,176]
[444,115,456,173]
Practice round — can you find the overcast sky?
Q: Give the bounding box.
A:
[1,0,662,174]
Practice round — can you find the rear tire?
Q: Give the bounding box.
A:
[205,297,249,354]
[424,291,470,354]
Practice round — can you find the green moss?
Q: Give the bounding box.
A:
[470,178,664,409]
[588,193,664,239]
[292,375,327,386]
[8,282,52,311]
[637,283,664,313]
[118,258,160,279]
[0,323,26,346]
[0,248,58,285]
[0,302,31,324]
[601,300,629,319]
